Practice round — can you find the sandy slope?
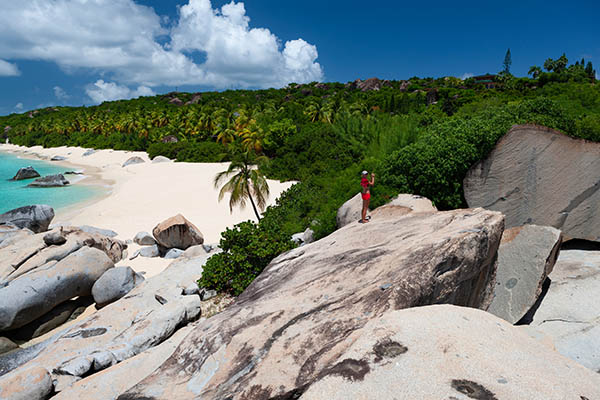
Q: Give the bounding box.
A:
[0,144,295,277]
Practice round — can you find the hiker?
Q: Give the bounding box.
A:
[360,170,375,223]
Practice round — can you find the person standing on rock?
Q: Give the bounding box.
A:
[360,170,375,223]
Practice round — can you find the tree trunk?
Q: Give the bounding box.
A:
[248,190,261,222]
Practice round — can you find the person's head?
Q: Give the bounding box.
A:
[362,170,368,177]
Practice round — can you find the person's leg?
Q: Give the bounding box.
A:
[361,198,368,223]
[365,197,371,221]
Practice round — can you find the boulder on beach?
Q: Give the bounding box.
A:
[122,156,145,167]
[464,124,600,242]
[27,174,69,187]
[152,214,204,250]
[0,205,54,233]
[10,166,40,181]
[139,245,160,258]
[164,248,184,259]
[134,231,156,246]
[152,155,171,163]
[51,155,67,161]
[336,193,362,228]
[117,206,505,398]
[301,305,600,400]
[92,266,144,307]
[78,225,118,238]
[487,225,562,324]
[0,365,53,400]
[82,149,96,157]
[529,249,600,372]
[0,247,114,331]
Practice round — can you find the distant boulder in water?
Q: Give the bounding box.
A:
[27,174,69,187]
[10,166,40,181]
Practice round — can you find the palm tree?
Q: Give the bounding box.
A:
[214,147,270,221]
[528,65,542,79]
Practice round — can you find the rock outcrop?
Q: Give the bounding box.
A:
[464,124,600,242]
[336,193,363,228]
[27,174,69,187]
[152,214,204,250]
[0,247,114,331]
[0,365,53,400]
[11,166,40,181]
[529,249,600,372]
[118,206,504,398]
[487,225,562,324]
[92,266,144,307]
[0,205,54,233]
[302,305,600,400]
[122,156,145,167]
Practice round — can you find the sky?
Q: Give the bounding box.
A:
[0,0,598,115]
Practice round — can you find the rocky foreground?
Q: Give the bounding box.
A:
[1,128,600,398]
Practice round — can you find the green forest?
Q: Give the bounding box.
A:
[2,55,599,294]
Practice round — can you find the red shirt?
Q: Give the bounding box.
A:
[361,177,369,188]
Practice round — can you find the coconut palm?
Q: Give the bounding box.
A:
[214,146,270,221]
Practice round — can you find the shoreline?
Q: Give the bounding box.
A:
[0,143,295,277]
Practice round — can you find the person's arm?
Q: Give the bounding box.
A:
[370,173,375,186]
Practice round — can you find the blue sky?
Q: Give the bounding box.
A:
[0,0,598,115]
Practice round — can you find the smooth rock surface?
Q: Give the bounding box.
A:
[92,266,144,307]
[10,166,40,181]
[0,247,113,331]
[139,245,159,258]
[152,155,171,163]
[302,305,600,400]
[0,365,52,400]
[464,124,600,242]
[120,206,504,399]
[122,156,145,167]
[530,249,600,372]
[182,245,206,259]
[371,193,437,217]
[27,174,69,187]
[79,225,118,238]
[487,225,562,324]
[291,228,315,246]
[42,231,66,246]
[82,149,96,157]
[0,205,54,233]
[134,231,155,246]
[336,193,363,228]
[152,214,204,250]
[164,248,184,259]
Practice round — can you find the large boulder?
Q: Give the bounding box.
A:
[0,247,113,331]
[487,225,562,324]
[0,205,54,233]
[0,255,207,382]
[10,166,40,181]
[152,155,171,163]
[27,174,69,187]
[302,305,600,400]
[336,193,363,228]
[0,365,53,400]
[118,207,504,398]
[529,249,600,372]
[152,214,203,250]
[122,156,145,167]
[464,124,600,242]
[92,266,144,307]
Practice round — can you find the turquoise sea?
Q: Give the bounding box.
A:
[0,151,104,214]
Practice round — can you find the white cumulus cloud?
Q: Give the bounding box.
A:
[460,72,474,80]
[0,0,323,89]
[86,80,155,103]
[14,102,23,111]
[53,86,69,100]
[0,59,20,76]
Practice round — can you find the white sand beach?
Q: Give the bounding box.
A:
[0,143,295,277]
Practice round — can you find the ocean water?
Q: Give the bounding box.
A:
[0,151,104,214]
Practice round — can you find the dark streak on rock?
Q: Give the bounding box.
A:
[317,358,370,382]
[373,339,407,362]
[451,379,498,400]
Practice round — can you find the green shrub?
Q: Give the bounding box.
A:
[198,221,296,295]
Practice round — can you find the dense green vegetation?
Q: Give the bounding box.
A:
[2,55,599,295]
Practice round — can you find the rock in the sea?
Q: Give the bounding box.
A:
[152,155,171,163]
[134,231,155,246]
[164,248,184,259]
[139,245,160,258]
[0,337,18,355]
[122,156,145,167]
[27,174,69,187]
[487,225,562,324]
[0,247,113,331]
[464,124,600,242]
[529,249,600,372]
[0,205,54,233]
[152,214,203,250]
[43,231,67,246]
[11,166,40,181]
[336,193,363,228]
[118,206,505,398]
[0,365,53,400]
[302,305,600,400]
[92,266,144,307]
[51,155,67,161]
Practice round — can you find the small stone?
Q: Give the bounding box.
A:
[200,288,217,301]
[43,231,67,246]
[139,245,160,258]
[134,231,156,246]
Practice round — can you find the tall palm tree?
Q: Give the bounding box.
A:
[214,147,270,221]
